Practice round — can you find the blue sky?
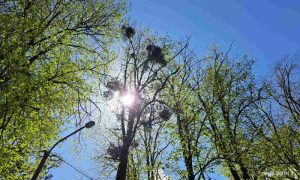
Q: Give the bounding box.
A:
[50,0,300,179]
[129,0,300,77]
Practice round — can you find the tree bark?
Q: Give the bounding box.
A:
[116,146,129,180]
[228,165,240,180]
[116,110,135,180]
[240,163,250,179]
[177,114,195,180]
[185,154,195,180]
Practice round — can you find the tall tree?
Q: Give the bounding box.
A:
[0,0,125,178]
[163,49,219,180]
[195,47,262,179]
[103,26,189,179]
[253,56,300,179]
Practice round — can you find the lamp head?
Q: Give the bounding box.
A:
[85,121,95,128]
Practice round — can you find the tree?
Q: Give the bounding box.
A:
[0,0,125,178]
[253,55,300,179]
[195,46,262,179]
[163,48,219,180]
[102,26,189,179]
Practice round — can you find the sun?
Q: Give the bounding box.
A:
[120,93,135,107]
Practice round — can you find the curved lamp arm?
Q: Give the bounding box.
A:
[31,121,95,180]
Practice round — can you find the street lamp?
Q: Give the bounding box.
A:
[31,121,95,180]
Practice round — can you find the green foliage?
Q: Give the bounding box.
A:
[0,0,125,178]
[99,39,300,179]
[198,48,258,179]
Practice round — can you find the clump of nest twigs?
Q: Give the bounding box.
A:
[105,79,121,91]
[121,25,135,39]
[107,143,122,160]
[146,44,167,65]
[159,108,172,121]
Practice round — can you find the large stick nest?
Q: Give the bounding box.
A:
[146,44,167,65]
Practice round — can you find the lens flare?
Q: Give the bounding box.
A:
[120,93,135,107]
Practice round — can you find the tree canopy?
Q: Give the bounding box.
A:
[0,1,299,180]
[0,0,125,178]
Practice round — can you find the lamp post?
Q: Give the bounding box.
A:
[31,121,95,180]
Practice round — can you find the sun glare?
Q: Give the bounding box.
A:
[120,93,135,107]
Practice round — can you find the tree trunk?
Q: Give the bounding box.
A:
[177,114,195,180]
[185,154,195,180]
[228,164,240,180]
[116,147,129,180]
[240,163,250,179]
[116,110,136,180]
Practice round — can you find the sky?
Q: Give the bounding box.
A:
[50,0,300,179]
[129,0,300,78]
